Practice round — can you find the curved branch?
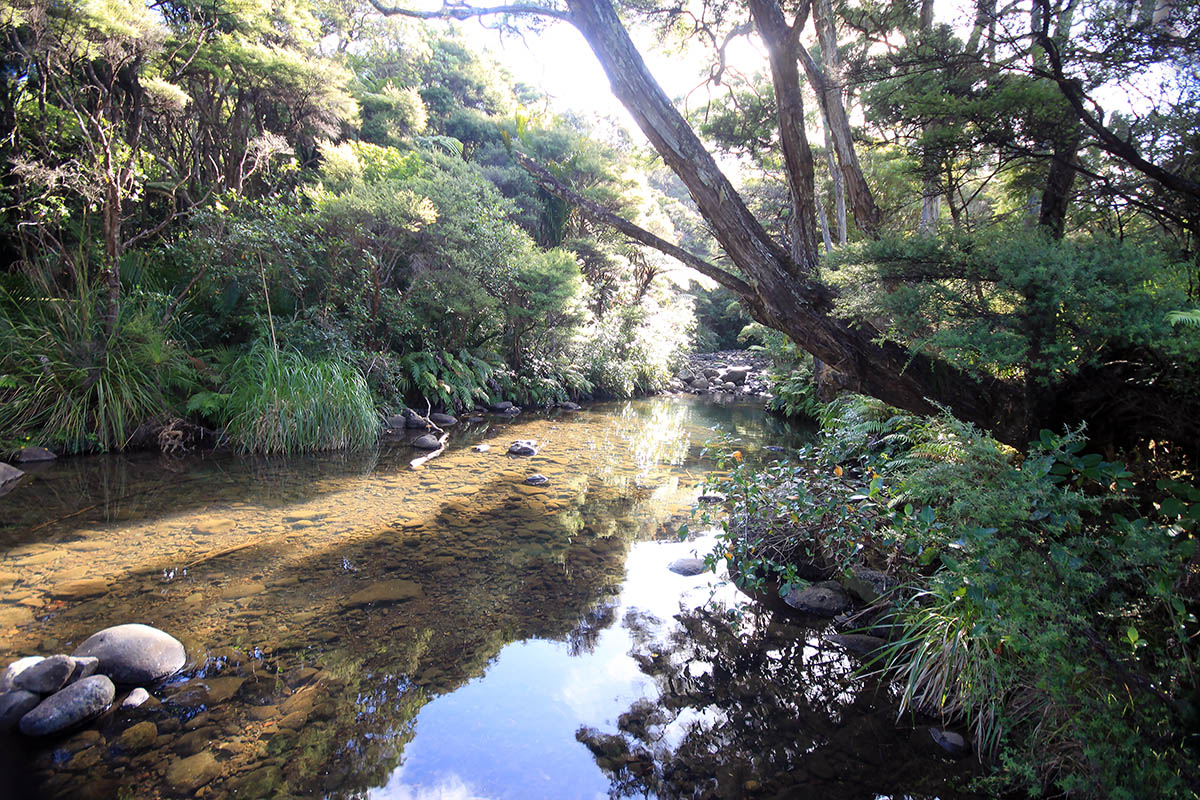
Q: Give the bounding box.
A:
[512,151,755,296]
[368,0,571,22]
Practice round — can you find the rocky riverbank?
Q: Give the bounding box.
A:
[667,350,772,399]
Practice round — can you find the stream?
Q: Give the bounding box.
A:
[0,396,977,799]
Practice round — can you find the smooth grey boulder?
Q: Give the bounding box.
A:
[72,623,186,685]
[524,474,549,486]
[558,402,581,411]
[404,414,427,429]
[384,414,406,430]
[508,440,538,456]
[689,377,710,391]
[14,654,74,694]
[784,584,851,616]
[489,401,513,412]
[19,674,115,736]
[0,656,44,692]
[412,434,441,450]
[0,462,23,486]
[668,558,707,576]
[15,446,56,463]
[429,412,458,426]
[0,690,42,733]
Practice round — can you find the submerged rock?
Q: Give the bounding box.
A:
[345,579,423,607]
[166,751,222,793]
[15,446,56,463]
[114,720,158,752]
[49,578,110,600]
[668,558,707,576]
[0,462,24,486]
[18,674,115,736]
[72,623,186,684]
[14,654,74,694]
[558,402,581,411]
[825,633,888,657]
[783,584,851,616]
[412,434,441,450]
[0,690,42,733]
[119,688,151,709]
[508,440,538,456]
[524,474,549,486]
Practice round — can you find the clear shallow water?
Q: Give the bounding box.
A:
[0,397,975,799]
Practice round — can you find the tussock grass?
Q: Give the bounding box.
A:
[221,343,379,454]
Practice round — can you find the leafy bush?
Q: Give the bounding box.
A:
[198,343,379,454]
[700,396,1198,798]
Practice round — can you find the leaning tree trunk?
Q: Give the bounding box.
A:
[563,0,1027,444]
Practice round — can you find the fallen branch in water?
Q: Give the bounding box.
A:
[409,402,448,469]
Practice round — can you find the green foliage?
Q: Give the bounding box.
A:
[211,342,378,454]
[829,231,1200,384]
[0,270,195,453]
[711,394,1198,797]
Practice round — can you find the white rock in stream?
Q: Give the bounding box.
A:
[72,624,186,684]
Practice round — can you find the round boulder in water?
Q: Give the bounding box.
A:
[412,434,441,450]
[18,674,115,736]
[72,624,186,684]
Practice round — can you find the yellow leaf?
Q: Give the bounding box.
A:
[834,465,844,477]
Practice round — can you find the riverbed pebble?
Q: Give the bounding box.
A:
[0,689,43,733]
[1,655,45,691]
[72,623,187,684]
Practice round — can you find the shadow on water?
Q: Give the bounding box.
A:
[0,397,967,799]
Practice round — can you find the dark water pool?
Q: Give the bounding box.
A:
[0,397,976,799]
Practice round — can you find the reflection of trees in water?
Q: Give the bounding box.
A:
[580,604,978,800]
[563,597,618,656]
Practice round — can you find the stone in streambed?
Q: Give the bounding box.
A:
[345,579,423,607]
[489,401,513,412]
[14,654,74,694]
[120,688,151,709]
[508,440,538,456]
[66,657,99,685]
[524,474,549,486]
[19,674,115,736]
[784,584,851,616]
[472,444,490,452]
[0,462,24,486]
[825,633,888,657]
[668,558,707,576]
[114,720,158,752]
[0,690,42,733]
[72,623,186,684]
[429,413,458,426]
[844,567,898,603]
[412,434,441,450]
[930,727,971,757]
[0,656,44,692]
[15,446,56,463]
[166,751,222,793]
[49,578,110,600]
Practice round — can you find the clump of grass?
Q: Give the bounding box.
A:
[0,272,194,453]
[219,343,379,454]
